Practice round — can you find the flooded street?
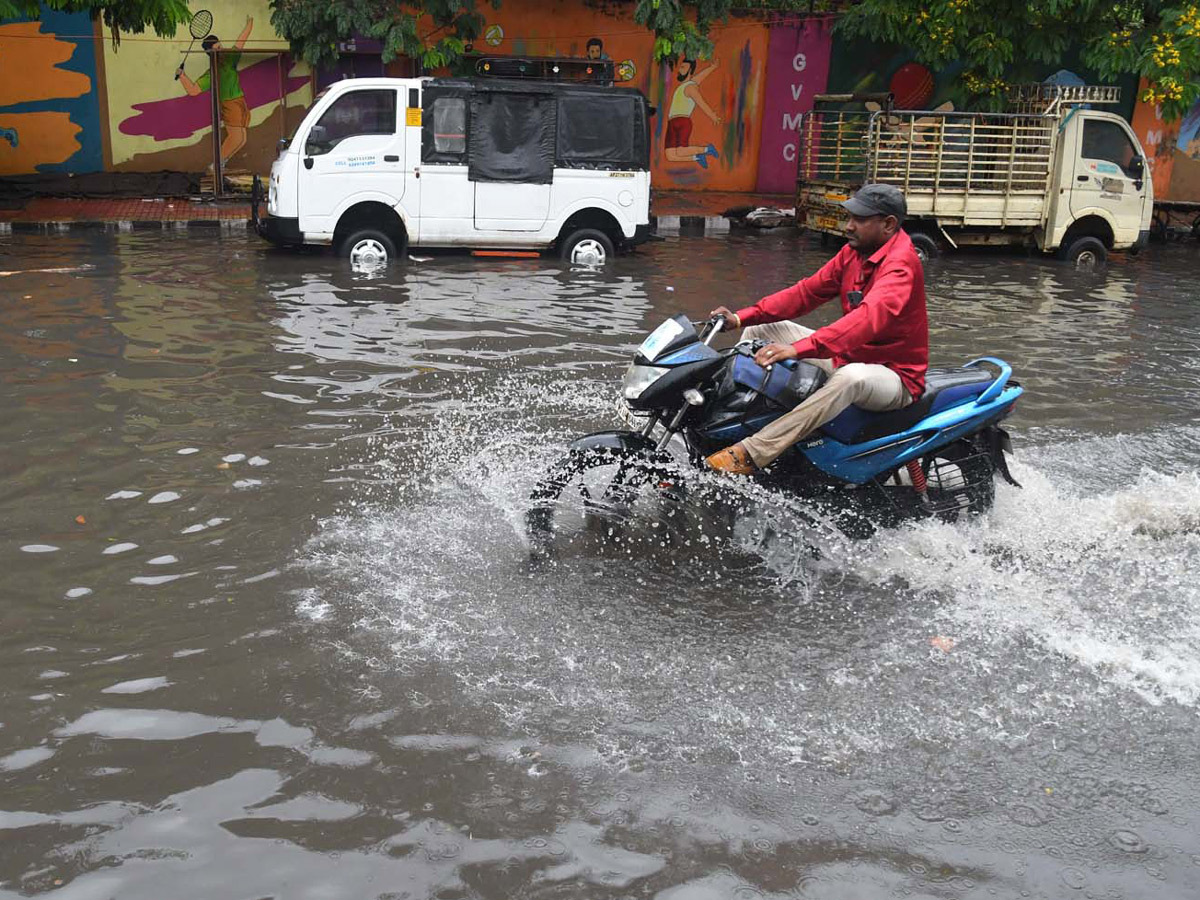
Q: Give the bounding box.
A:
[2,228,1199,899]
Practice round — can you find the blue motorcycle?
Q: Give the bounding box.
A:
[528,314,1021,550]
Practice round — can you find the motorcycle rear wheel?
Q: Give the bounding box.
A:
[919,438,996,520]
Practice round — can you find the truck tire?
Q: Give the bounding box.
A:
[907,231,939,263]
[339,229,401,267]
[560,228,614,266]
[1058,235,1107,270]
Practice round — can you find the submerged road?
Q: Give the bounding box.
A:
[1,229,1198,898]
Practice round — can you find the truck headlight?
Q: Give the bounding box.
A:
[622,364,668,401]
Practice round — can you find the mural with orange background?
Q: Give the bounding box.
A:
[1131,79,1200,203]
[0,7,103,175]
[474,0,769,191]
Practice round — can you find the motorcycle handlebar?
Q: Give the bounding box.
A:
[698,315,726,346]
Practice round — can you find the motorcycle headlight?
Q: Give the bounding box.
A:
[622,364,669,401]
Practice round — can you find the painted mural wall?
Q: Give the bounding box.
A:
[473,0,796,191]
[825,36,1138,121]
[0,1,311,176]
[755,18,833,193]
[102,0,311,174]
[14,4,1194,202]
[1131,80,1200,203]
[0,8,102,175]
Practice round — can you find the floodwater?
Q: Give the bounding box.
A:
[2,228,1199,899]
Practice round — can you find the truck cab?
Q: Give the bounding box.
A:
[1044,103,1153,264]
[259,66,653,266]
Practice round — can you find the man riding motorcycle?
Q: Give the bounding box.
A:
[706,183,929,474]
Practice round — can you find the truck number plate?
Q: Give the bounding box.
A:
[810,213,840,231]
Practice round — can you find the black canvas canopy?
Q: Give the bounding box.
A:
[421,78,650,183]
[469,89,557,184]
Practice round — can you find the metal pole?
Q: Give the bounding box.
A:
[277,52,285,144]
[1002,120,1017,229]
[966,117,976,192]
[904,113,914,193]
[209,49,223,198]
[835,112,844,180]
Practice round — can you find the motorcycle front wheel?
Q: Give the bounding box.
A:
[526,444,683,560]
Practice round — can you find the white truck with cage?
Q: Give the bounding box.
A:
[255,60,653,266]
[795,84,1153,268]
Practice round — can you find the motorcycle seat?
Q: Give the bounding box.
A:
[821,367,996,445]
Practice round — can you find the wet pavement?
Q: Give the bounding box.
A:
[1,230,1199,899]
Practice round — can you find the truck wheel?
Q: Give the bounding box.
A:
[1058,235,1107,270]
[340,229,400,267]
[560,229,614,266]
[907,231,939,263]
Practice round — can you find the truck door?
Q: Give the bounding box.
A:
[470,92,553,233]
[419,91,474,243]
[1070,116,1149,242]
[297,87,404,235]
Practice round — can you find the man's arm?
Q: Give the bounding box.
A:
[179,71,203,97]
[685,84,724,126]
[692,58,719,85]
[235,17,253,50]
[733,248,847,329]
[789,261,914,359]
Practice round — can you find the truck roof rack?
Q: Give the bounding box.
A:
[474,56,614,85]
[1006,83,1121,115]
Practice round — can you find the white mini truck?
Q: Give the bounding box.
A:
[256,75,653,265]
[796,84,1153,268]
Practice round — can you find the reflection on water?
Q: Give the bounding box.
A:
[1,230,1199,898]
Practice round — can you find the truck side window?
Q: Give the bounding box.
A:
[432,98,467,157]
[306,89,397,156]
[1081,120,1138,176]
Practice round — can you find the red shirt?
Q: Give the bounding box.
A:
[735,230,929,397]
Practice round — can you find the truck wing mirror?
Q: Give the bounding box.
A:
[1127,155,1145,189]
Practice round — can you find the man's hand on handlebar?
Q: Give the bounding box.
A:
[708,306,741,329]
[754,342,799,368]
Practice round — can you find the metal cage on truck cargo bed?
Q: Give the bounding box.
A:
[794,84,1149,253]
[797,109,1056,196]
[796,108,1059,230]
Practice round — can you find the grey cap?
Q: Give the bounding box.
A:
[842,183,906,221]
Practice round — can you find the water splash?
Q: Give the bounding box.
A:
[845,433,1200,708]
[297,369,1200,769]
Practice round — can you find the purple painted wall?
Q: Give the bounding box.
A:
[755,19,832,194]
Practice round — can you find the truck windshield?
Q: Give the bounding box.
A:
[306,89,397,156]
[1081,120,1139,175]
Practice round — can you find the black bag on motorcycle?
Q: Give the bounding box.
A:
[728,353,827,410]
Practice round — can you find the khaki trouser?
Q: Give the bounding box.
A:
[740,322,913,467]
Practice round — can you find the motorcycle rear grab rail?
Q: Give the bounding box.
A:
[964,357,1013,406]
